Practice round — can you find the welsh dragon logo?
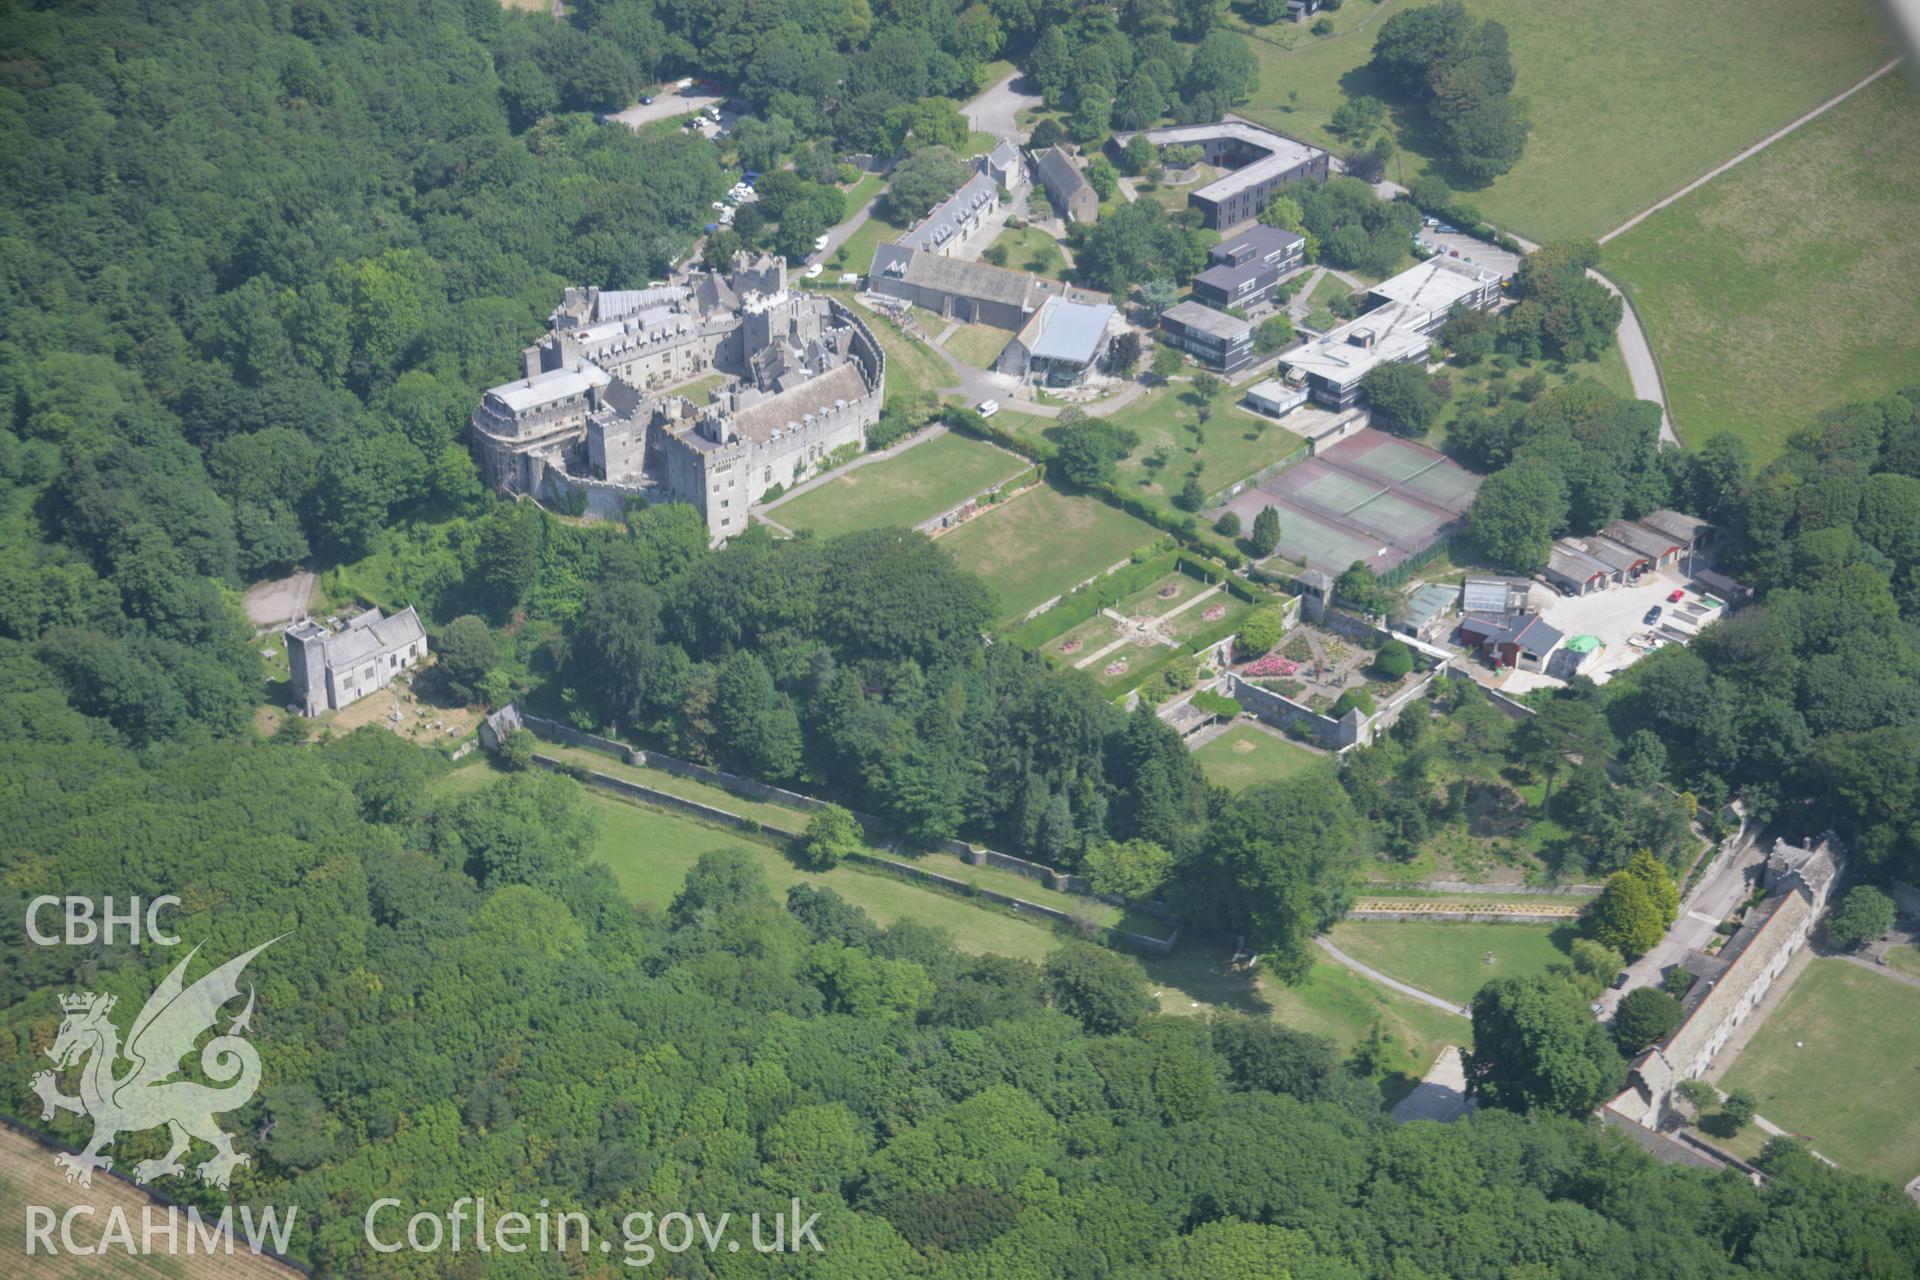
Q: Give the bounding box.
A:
[31,939,278,1189]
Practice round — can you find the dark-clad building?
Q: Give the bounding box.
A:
[1110,122,1329,230]
[1192,224,1306,309]
[1159,300,1254,373]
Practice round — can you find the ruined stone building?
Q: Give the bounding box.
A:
[471,253,885,542]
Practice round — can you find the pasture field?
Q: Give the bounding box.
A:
[939,485,1161,624]
[773,431,1027,537]
[1718,959,1920,1185]
[1235,0,1895,242]
[1603,77,1920,460]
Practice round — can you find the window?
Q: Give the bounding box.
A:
[364,665,375,681]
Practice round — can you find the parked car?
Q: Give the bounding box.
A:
[1667,588,1685,603]
[1643,605,1663,625]
[813,233,830,252]
[1436,223,1457,233]
[802,263,823,279]
[1613,970,1632,990]
[640,95,653,105]
[976,399,1000,418]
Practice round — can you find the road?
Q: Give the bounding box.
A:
[962,70,1042,139]
[1594,809,1762,1018]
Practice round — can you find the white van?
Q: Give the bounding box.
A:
[976,399,1000,418]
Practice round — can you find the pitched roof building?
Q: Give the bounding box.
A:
[285,606,428,717]
[997,296,1117,385]
[1031,146,1098,224]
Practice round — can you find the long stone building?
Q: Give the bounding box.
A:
[285,606,428,717]
[471,253,885,542]
[1604,836,1841,1131]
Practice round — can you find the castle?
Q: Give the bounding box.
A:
[471,253,886,542]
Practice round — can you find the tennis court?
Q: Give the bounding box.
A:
[1214,428,1482,574]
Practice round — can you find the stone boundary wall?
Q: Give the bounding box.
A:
[1478,684,1537,720]
[1374,880,1603,896]
[1226,672,1356,750]
[538,756,1174,955]
[517,713,1180,930]
[1346,909,1575,924]
[916,466,1041,536]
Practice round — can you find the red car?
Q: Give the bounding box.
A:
[1667,588,1685,603]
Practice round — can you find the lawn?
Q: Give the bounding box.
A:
[1603,76,1920,460]
[773,430,1027,537]
[1235,0,1896,243]
[1193,722,1332,791]
[941,321,1015,369]
[1326,920,1576,1007]
[854,300,959,403]
[1884,944,1920,981]
[1100,378,1308,513]
[984,221,1072,281]
[1718,959,1920,1184]
[828,205,907,279]
[940,483,1162,624]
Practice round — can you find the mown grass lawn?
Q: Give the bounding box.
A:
[941,321,1015,369]
[940,484,1162,624]
[828,206,907,279]
[1102,378,1308,514]
[1884,944,1920,981]
[1603,76,1920,461]
[985,222,1072,281]
[1326,919,1576,1007]
[1192,722,1332,791]
[1719,959,1920,1185]
[855,302,959,403]
[773,431,1027,538]
[1236,0,1895,242]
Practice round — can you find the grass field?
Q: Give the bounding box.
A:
[1326,920,1575,1007]
[827,206,907,279]
[1604,76,1920,460]
[1719,959,1920,1184]
[941,321,1015,369]
[984,222,1072,280]
[0,1124,304,1279]
[773,431,1026,537]
[1193,722,1332,791]
[854,302,958,403]
[1884,945,1920,981]
[1236,0,1895,242]
[940,484,1161,624]
[1101,379,1308,513]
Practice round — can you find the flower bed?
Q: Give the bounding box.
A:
[1202,603,1226,621]
[1243,652,1299,678]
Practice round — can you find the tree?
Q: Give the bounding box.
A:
[1467,975,1626,1116]
[1512,692,1610,810]
[1214,511,1242,538]
[1621,728,1668,788]
[436,615,498,704]
[1360,362,1443,436]
[880,146,970,223]
[1613,986,1683,1052]
[1718,1088,1758,1134]
[1081,838,1175,900]
[1044,941,1153,1033]
[1235,604,1288,658]
[1085,155,1120,200]
[1825,885,1895,950]
[1122,133,1158,176]
[1139,278,1182,317]
[1183,32,1258,107]
[1675,1077,1718,1117]
[798,804,863,869]
[1108,330,1143,375]
[1625,849,1680,928]
[1373,638,1414,679]
[1255,314,1295,355]
[1051,416,1140,487]
[1176,475,1206,512]
[1466,462,1568,571]
[1189,372,1222,404]
[1250,505,1282,557]
[1151,343,1185,382]
[1590,871,1665,957]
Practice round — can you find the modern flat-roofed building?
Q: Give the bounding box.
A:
[1278,301,1431,410]
[1159,300,1255,373]
[1032,146,1099,224]
[1109,121,1329,230]
[1366,255,1502,324]
[1244,377,1310,417]
[996,296,1117,385]
[1192,224,1306,309]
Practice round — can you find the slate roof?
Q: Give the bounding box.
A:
[900,170,1000,254]
[1603,519,1681,560]
[1113,122,1325,204]
[1460,612,1562,653]
[1032,146,1091,201]
[726,362,868,444]
[322,606,426,672]
[871,243,1038,308]
[1548,542,1613,584]
[1639,509,1714,545]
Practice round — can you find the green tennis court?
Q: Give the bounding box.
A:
[1289,468,1386,515]
[1336,435,1443,483]
[1346,491,1449,544]
[1400,461,1481,510]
